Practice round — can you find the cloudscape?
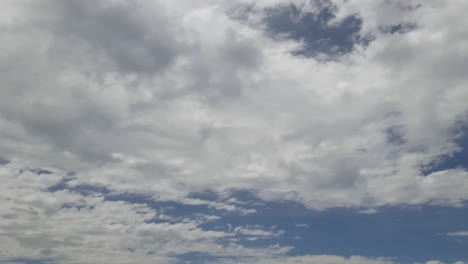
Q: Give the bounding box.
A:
[1,0,468,263]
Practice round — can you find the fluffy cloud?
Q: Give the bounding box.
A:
[2,0,468,209]
[1,0,468,262]
[0,160,294,263]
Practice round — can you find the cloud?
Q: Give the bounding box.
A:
[44,0,182,75]
[207,255,396,264]
[1,0,468,262]
[3,160,462,263]
[0,160,295,263]
[2,0,468,208]
[447,231,468,237]
[423,261,466,264]
[2,0,468,205]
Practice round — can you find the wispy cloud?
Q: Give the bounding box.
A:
[447,231,468,237]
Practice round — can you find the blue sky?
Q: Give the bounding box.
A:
[1,0,468,263]
[39,183,468,264]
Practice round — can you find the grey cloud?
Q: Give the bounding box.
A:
[1,0,468,217]
[45,0,182,74]
[380,23,417,34]
[0,0,190,163]
[182,29,263,101]
[386,125,406,146]
[3,1,468,262]
[0,162,297,263]
[0,155,9,165]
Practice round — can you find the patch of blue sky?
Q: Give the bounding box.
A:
[204,201,468,263]
[47,179,110,195]
[176,253,240,264]
[105,193,224,223]
[422,120,468,175]
[46,183,468,263]
[200,190,468,263]
[261,2,368,58]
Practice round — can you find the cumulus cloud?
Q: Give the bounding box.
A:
[0,160,294,263]
[1,0,468,262]
[2,0,468,207]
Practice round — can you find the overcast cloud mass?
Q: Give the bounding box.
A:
[1,0,468,263]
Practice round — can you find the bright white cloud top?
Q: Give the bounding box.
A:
[1,0,468,263]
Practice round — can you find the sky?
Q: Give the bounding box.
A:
[0,0,468,263]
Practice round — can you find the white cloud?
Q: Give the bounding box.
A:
[234,225,284,237]
[423,261,465,264]
[209,255,397,264]
[1,0,468,262]
[447,231,468,237]
[0,160,295,263]
[2,0,468,209]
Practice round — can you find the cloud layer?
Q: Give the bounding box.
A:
[1,0,468,263]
